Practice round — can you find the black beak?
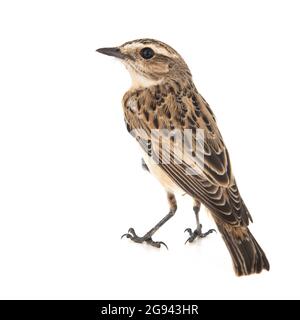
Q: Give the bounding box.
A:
[96,47,125,59]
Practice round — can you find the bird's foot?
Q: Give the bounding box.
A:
[121,228,168,249]
[185,225,216,244]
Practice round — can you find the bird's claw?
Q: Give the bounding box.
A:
[185,225,216,244]
[145,238,168,249]
[121,227,138,240]
[121,228,168,249]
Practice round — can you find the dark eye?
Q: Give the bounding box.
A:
[140,47,155,60]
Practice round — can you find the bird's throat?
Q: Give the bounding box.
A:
[125,64,162,89]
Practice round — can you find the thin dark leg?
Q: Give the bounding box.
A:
[194,199,201,229]
[122,192,177,249]
[185,199,216,244]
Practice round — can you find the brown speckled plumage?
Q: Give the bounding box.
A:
[97,39,269,276]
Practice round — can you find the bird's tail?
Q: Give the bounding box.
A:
[217,224,270,276]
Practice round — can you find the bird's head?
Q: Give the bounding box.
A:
[97,39,192,88]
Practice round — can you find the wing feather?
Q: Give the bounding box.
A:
[123,84,251,226]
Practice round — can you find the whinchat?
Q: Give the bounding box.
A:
[96,39,269,276]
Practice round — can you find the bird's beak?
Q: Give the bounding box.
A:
[96,47,125,59]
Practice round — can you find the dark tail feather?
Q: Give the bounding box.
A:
[218,224,270,276]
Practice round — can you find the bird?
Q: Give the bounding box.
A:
[96,39,270,276]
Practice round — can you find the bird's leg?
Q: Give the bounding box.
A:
[122,192,177,249]
[185,199,216,244]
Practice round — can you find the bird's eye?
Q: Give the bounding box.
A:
[140,47,155,60]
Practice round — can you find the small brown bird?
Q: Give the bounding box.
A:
[97,39,270,276]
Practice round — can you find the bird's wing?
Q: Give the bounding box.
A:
[123,86,252,226]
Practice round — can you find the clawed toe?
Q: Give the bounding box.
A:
[185,225,216,244]
[121,228,168,249]
[121,227,140,241]
[145,238,168,249]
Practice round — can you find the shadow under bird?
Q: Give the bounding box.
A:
[96,39,270,276]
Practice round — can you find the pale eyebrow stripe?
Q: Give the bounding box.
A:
[122,39,178,56]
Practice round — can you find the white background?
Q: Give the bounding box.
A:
[0,0,299,300]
